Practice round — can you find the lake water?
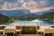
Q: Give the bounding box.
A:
[0,19,54,25]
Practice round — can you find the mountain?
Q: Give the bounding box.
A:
[0,9,31,17]
[0,14,10,24]
[39,12,54,21]
[0,9,37,18]
[33,9,54,15]
[20,13,37,17]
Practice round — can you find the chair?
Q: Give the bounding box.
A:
[43,28,54,36]
[3,25,16,36]
[37,26,53,36]
[0,30,4,34]
[0,26,5,36]
[16,26,22,36]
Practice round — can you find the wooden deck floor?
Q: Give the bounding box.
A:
[0,34,54,36]
[20,34,42,36]
[0,34,42,36]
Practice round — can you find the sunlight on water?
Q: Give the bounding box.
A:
[32,19,42,22]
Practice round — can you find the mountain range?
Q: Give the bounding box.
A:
[0,9,31,17]
[0,9,54,17]
[33,9,54,15]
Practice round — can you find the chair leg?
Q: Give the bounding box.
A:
[19,32,21,36]
[43,33,45,36]
[3,32,5,36]
[49,33,52,36]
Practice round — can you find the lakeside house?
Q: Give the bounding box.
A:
[0,25,54,36]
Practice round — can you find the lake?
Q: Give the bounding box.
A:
[0,19,54,25]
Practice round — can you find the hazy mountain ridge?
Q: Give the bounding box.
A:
[0,9,31,17]
[0,9,54,17]
[33,9,54,15]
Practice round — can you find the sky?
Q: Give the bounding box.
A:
[0,0,54,12]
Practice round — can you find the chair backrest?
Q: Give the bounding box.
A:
[44,29,54,33]
[39,26,52,31]
[39,26,49,30]
[16,26,22,30]
[0,26,5,30]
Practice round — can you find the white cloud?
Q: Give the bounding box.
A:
[0,0,54,12]
[20,0,24,3]
[22,2,27,7]
[0,0,54,8]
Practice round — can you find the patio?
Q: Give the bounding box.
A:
[0,25,54,36]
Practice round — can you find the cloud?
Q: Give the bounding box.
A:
[33,0,54,8]
[0,0,54,8]
[2,0,17,3]
[0,0,54,12]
